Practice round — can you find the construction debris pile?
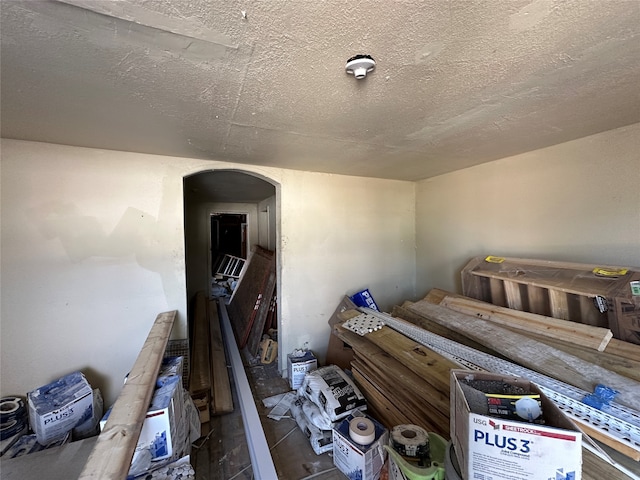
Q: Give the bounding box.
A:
[325,255,640,480]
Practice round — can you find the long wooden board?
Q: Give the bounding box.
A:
[189,292,211,395]
[407,299,640,412]
[209,300,233,414]
[79,311,176,480]
[434,288,613,351]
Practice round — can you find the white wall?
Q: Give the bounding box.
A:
[258,195,277,251]
[0,140,416,404]
[415,123,640,298]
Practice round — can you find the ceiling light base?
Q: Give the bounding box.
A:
[346,55,376,79]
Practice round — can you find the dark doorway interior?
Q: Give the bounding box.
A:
[211,213,247,275]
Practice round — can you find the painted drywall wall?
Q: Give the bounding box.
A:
[258,196,277,251]
[0,139,416,405]
[415,123,640,299]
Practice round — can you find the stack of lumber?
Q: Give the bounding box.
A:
[332,309,456,438]
[227,246,277,357]
[425,288,640,382]
[333,302,639,480]
[189,291,233,423]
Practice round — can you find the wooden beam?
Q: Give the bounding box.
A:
[435,289,613,352]
[407,300,640,412]
[209,300,233,414]
[79,311,176,480]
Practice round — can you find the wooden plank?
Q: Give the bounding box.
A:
[583,448,638,480]
[209,300,233,414]
[392,303,498,356]
[605,338,640,362]
[353,357,449,436]
[189,292,211,395]
[436,290,613,352]
[334,324,451,420]
[489,278,506,306]
[463,256,633,298]
[407,299,640,412]
[526,285,549,315]
[351,365,413,429]
[504,280,523,310]
[427,289,639,381]
[549,289,571,320]
[577,422,640,462]
[343,322,457,398]
[79,311,176,480]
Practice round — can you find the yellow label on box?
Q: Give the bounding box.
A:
[592,267,628,277]
[485,256,505,263]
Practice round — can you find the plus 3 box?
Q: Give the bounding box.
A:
[332,413,388,480]
[450,370,583,480]
[27,371,94,445]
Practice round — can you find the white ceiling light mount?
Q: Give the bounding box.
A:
[345,54,376,79]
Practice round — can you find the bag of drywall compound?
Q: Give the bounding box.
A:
[298,365,366,422]
[290,396,333,455]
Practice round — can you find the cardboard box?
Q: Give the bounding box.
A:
[287,350,317,389]
[101,375,184,462]
[27,371,94,445]
[349,288,379,311]
[450,370,583,480]
[332,413,388,480]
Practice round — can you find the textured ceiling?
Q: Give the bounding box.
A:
[2,0,640,182]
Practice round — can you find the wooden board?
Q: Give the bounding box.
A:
[407,299,640,412]
[209,300,233,414]
[434,288,613,351]
[79,311,176,480]
[227,246,276,349]
[424,288,640,381]
[189,291,211,395]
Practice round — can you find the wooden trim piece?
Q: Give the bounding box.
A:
[79,310,176,480]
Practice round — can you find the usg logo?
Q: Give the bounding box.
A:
[473,430,531,453]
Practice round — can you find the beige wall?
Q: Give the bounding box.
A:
[415,123,640,298]
[0,139,416,404]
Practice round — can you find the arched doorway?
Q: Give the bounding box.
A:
[183,169,277,303]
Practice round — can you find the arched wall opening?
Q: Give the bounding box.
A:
[183,168,279,363]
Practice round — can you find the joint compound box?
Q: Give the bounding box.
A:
[287,350,317,389]
[450,370,583,480]
[332,413,388,480]
[101,374,184,463]
[27,371,94,445]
